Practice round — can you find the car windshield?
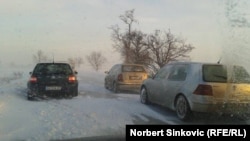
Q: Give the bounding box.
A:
[122,65,146,72]
[33,64,73,75]
[1,0,250,141]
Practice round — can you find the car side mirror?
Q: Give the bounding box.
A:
[149,73,156,79]
[148,75,153,79]
[105,71,109,74]
[74,71,78,75]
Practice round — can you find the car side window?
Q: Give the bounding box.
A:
[109,68,114,74]
[168,65,187,81]
[109,65,119,74]
[154,65,172,80]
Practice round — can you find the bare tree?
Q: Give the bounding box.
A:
[110,10,195,74]
[109,9,138,63]
[86,51,107,71]
[147,30,195,72]
[68,57,84,70]
[33,50,48,63]
[129,30,151,65]
[75,57,84,68]
[68,58,76,69]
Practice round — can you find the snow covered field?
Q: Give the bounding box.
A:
[0,65,175,141]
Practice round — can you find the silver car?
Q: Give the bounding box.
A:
[140,61,250,120]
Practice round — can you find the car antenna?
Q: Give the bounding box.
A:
[217,57,222,64]
[52,53,54,64]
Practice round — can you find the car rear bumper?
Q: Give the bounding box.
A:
[117,82,141,92]
[191,102,250,114]
[27,83,78,98]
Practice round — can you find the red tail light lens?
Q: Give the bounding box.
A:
[29,76,37,83]
[68,75,77,83]
[193,84,213,96]
[117,74,123,82]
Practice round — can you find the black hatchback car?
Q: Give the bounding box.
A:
[27,62,78,100]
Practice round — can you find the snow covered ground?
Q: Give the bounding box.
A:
[0,65,176,141]
[1,65,250,141]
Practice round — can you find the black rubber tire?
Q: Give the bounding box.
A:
[140,87,150,104]
[175,95,192,121]
[113,82,119,93]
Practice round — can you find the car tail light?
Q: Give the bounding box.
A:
[117,74,123,82]
[68,75,77,83]
[193,84,213,96]
[29,76,37,83]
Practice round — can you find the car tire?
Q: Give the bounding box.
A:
[67,88,78,98]
[175,95,192,121]
[104,80,109,89]
[27,95,34,101]
[27,91,34,101]
[113,82,119,93]
[140,87,150,104]
[73,89,78,97]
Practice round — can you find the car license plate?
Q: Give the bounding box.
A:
[129,76,142,80]
[45,86,62,90]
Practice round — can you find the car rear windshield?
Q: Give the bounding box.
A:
[203,65,227,82]
[203,65,250,83]
[122,65,145,72]
[33,63,73,75]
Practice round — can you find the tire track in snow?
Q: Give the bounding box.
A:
[34,98,108,140]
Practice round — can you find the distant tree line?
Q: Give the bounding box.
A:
[109,9,195,74]
[32,49,106,71]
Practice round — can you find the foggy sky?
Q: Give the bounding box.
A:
[1,0,247,67]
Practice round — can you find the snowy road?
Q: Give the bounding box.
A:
[0,67,249,141]
[0,67,177,141]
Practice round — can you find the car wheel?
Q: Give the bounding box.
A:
[73,88,78,97]
[104,80,109,89]
[175,95,192,121]
[27,93,35,100]
[27,91,34,101]
[68,88,78,98]
[140,87,149,104]
[113,82,119,93]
